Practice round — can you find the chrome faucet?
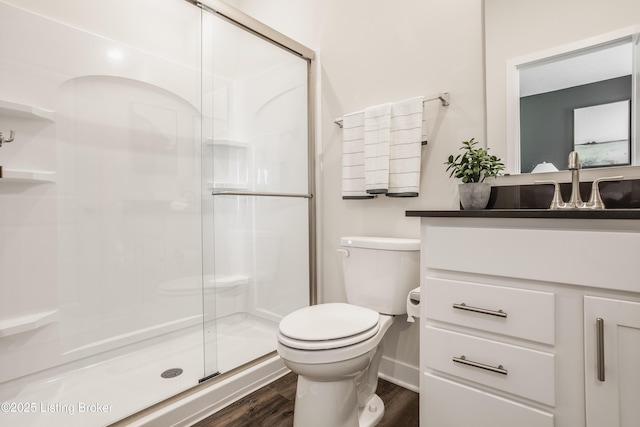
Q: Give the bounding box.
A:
[535,151,622,210]
[566,151,584,208]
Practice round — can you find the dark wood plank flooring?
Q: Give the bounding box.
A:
[192,372,419,427]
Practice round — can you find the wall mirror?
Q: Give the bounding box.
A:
[485,0,640,176]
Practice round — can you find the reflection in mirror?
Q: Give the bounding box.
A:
[518,38,633,173]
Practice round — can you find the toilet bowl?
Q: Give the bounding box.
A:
[276,236,420,427]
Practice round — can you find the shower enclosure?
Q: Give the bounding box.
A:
[0,0,314,425]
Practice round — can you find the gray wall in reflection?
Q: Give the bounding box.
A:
[520,75,631,173]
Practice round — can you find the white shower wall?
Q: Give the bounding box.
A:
[0,0,204,385]
[55,74,203,355]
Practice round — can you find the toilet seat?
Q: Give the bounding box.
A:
[278,303,380,351]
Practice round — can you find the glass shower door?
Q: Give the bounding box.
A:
[200,9,311,377]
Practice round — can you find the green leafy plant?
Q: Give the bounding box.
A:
[445,138,504,183]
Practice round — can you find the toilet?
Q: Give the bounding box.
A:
[276,236,420,427]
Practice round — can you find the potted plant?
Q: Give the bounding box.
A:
[445,138,504,210]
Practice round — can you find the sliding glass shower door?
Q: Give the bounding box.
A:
[0,1,313,424]
[200,7,312,378]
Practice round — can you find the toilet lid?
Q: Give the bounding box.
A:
[278,303,380,348]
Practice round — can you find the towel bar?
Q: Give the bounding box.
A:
[212,190,312,198]
[333,92,449,128]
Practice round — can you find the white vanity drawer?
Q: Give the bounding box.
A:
[423,326,555,406]
[425,277,555,345]
[422,373,554,427]
[425,225,640,292]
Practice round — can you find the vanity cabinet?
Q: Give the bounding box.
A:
[411,213,640,427]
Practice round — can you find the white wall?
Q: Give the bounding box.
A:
[224,0,486,384]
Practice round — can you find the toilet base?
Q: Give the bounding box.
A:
[292,376,385,427]
[358,394,385,427]
[293,376,358,427]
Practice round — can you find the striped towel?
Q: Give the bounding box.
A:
[342,111,375,199]
[387,96,423,197]
[364,103,392,194]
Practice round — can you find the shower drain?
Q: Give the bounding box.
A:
[161,368,183,379]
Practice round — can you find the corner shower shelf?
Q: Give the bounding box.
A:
[0,99,55,122]
[207,274,250,290]
[158,274,250,296]
[0,310,58,337]
[0,169,56,184]
[204,137,248,147]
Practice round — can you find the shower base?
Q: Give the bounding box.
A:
[1,313,279,427]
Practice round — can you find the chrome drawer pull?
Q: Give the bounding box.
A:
[452,303,508,318]
[453,355,508,375]
[596,318,605,382]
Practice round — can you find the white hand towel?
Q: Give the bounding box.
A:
[364,103,392,194]
[387,96,424,197]
[342,110,375,199]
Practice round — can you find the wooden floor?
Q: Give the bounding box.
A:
[192,372,419,427]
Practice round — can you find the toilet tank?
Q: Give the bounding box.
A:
[339,236,420,315]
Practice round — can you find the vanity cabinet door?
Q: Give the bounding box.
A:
[584,296,640,427]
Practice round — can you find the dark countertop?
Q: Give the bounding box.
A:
[406,209,640,219]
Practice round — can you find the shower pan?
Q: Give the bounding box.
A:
[0,0,315,425]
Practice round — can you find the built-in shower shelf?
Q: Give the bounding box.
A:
[0,169,56,184]
[208,274,250,290]
[0,99,55,122]
[204,137,248,147]
[0,310,58,337]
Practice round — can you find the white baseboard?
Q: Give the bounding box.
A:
[378,356,419,393]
